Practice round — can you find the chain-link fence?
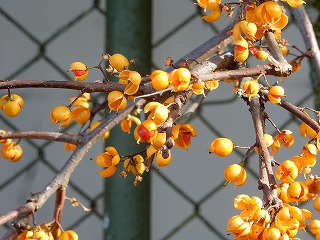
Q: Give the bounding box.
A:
[0,0,319,239]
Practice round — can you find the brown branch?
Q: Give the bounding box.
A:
[260,90,320,132]
[291,6,320,79]
[0,202,36,226]
[0,80,126,93]
[249,97,282,209]
[174,9,238,67]
[196,64,276,81]
[0,64,269,98]
[278,98,320,132]
[177,93,206,124]
[0,131,82,145]
[51,186,66,239]
[265,31,292,75]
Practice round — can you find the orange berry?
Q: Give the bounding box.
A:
[253,209,270,226]
[64,142,77,152]
[96,146,120,167]
[98,166,118,177]
[237,20,258,41]
[226,215,251,236]
[263,226,282,240]
[190,81,205,95]
[151,132,167,149]
[70,105,91,124]
[290,155,303,174]
[277,183,290,203]
[202,2,221,22]
[286,0,305,8]
[287,181,309,202]
[242,80,260,101]
[275,130,294,148]
[0,94,24,118]
[195,0,222,10]
[109,53,129,71]
[70,93,90,108]
[124,155,145,175]
[150,70,169,90]
[120,70,141,95]
[264,2,282,19]
[279,44,289,56]
[172,124,197,149]
[107,91,127,112]
[275,160,298,183]
[120,114,141,134]
[290,59,301,72]
[209,138,233,157]
[205,80,219,91]
[314,196,320,213]
[156,150,172,168]
[310,220,320,235]
[168,68,191,91]
[268,86,285,104]
[1,141,23,162]
[144,102,169,126]
[256,50,268,60]
[302,143,318,156]
[134,120,158,143]
[254,133,274,154]
[50,105,71,128]
[59,230,78,240]
[69,62,89,81]
[224,164,247,186]
[299,121,317,139]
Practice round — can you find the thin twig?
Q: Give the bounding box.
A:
[51,186,66,239]
[0,131,82,145]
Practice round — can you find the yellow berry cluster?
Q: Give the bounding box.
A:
[17,225,78,240]
[208,116,320,239]
[196,0,305,65]
[209,138,247,186]
[95,99,197,179]
[50,93,91,128]
[239,79,285,104]
[226,194,312,239]
[51,53,200,180]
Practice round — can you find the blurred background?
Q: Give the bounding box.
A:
[0,0,319,239]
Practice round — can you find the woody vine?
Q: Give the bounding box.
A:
[1,0,320,239]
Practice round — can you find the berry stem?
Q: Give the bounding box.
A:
[51,186,66,239]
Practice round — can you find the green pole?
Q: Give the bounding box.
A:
[105,1,151,240]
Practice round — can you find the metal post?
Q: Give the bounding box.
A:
[105,1,151,239]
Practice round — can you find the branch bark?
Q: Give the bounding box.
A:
[0,131,82,145]
[291,6,320,79]
[249,97,283,209]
